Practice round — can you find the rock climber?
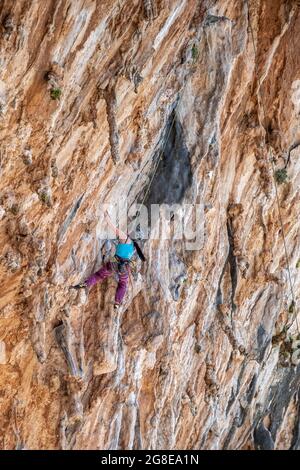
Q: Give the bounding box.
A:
[71,210,145,309]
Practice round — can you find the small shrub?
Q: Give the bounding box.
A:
[191,44,198,61]
[38,188,51,206]
[275,168,288,184]
[296,259,300,269]
[10,204,19,215]
[40,192,50,204]
[50,87,62,100]
[288,301,295,314]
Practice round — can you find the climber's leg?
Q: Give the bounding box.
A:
[85,262,113,288]
[115,270,129,305]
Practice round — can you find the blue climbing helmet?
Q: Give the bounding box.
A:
[115,238,146,262]
[115,241,135,260]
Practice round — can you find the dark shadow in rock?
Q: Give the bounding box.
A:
[291,389,300,450]
[144,110,192,207]
[57,193,84,243]
[257,324,270,363]
[254,422,274,450]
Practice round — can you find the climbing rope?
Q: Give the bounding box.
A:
[246,0,300,335]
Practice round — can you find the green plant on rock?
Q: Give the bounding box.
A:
[296,259,300,268]
[275,168,288,184]
[191,44,198,61]
[10,204,19,215]
[40,192,49,204]
[38,188,51,206]
[50,87,62,100]
[288,301,295,314]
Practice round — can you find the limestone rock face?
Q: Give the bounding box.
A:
[1,0,300,450]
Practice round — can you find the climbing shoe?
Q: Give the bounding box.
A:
[113,303,121,311]
[71,282,86,290]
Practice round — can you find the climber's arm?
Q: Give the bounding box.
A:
[104,210,128,242]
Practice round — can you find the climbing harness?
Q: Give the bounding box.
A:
[246,0,300,336]
[114,255,131,273]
